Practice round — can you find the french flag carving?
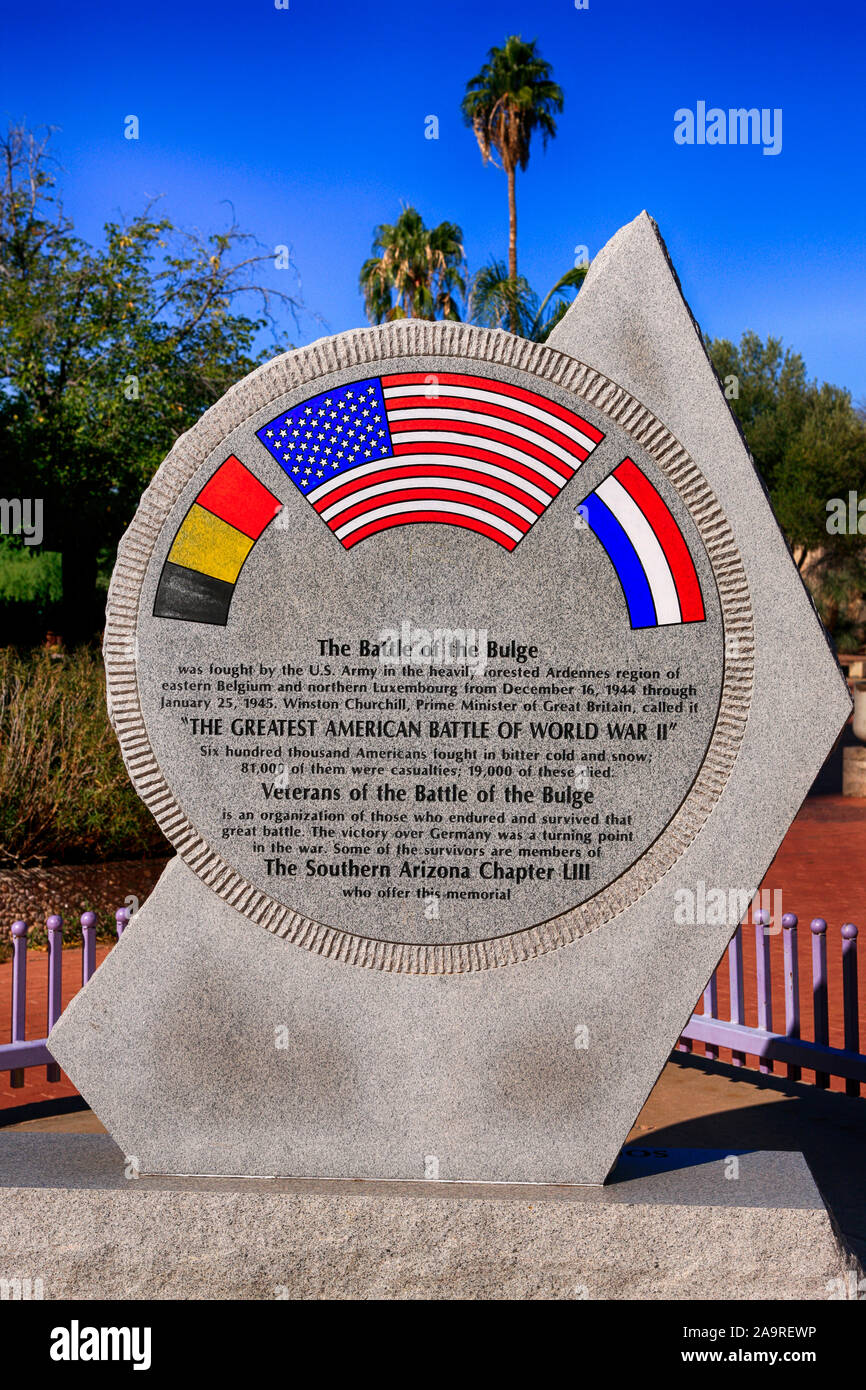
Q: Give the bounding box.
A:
[579,457,706,629]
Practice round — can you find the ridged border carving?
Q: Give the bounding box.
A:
[104,321,754,973]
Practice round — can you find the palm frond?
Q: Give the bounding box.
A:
[468,259,588,342]
[359,206,466,324]
[467,258,538,337]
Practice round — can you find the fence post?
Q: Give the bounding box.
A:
[116,907,130,938]
[728,924,746,1066]
[754,907,773,1074]
[782,913,801,1082]
[702,970,719,1061]
[811,918,830,1088]
[81,912,96,984]
[841,923,860,1098]
[10,921,28,1088]
[46,915,63,1083]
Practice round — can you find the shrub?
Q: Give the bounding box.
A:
[0,646,169,864]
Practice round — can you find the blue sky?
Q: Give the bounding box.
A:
[3,0,864,397]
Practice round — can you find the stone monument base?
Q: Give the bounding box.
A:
[0,1135,850,1300]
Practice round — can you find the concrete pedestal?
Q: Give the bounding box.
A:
[0,1135,851,1300]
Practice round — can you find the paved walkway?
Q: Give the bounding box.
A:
[629,1054,866,1268]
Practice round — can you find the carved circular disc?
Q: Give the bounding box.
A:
[105,322,753,973]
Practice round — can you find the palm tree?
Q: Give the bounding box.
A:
[359,206,466,324]
[461,36,563,328]
[468,261,587,342]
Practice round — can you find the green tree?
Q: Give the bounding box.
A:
[0,122,307,642]
[359,206,466,324]
[707,331,866,644]
[468,260,587,341]
[461,36,563,329]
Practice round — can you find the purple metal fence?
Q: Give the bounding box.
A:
[1,905,864,1095]
[680,911,865,1093]
[1,909,129,1088]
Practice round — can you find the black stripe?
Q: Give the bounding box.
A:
[153,562,233,626]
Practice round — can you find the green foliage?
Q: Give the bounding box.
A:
[0,540,61,602]
[468,260,586,340]
[0,122,307,639]
[461,35,563,177]
[360,206,466,324]
[462,34,563,317]
[0,646,168,865]
[707,331,866,640]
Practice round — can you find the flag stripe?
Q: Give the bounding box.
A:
[327,484,533,534]
[195,454,280,539]
[311,456,549,510]
[383,385,597,453]
[335,498,524,545]
[153,561,235,627]
[341,509,519,551]
[613,457,706,622]
[390,435,565,493]
[167,505,254,585]
[596,476,681,625]
[315,466,544,523]
[388,409,578,474]
[381,372,604,442]
[581,493,657,628]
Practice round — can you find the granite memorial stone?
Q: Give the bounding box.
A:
[48,213,851,1184]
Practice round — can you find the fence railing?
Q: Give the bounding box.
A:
[1,910,129,1088]
[679,910,864,1095]
[1,906,864,1096]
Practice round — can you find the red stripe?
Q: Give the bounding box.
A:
[342,512,517,551]
[389,417,574,481]
[196,455,280,539]
[329,487,531,533]
[613,458,705,622]
[391,439,559,497]
[381,371,605,444]
[313,463,545,515]
[385,393,590,462]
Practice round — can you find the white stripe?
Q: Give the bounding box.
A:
[596,476,681,625]
[383,383,598,453]
[390,430,568,492]
[334,499,524,544]
[387,406,580,472]
[307,453,551,509]
[321,475,537,527]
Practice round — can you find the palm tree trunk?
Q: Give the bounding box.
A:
[506,164,518,333]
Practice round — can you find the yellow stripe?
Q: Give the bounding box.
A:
[168,505,254,584]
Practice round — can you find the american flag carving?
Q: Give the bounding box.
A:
[255,372,604,551]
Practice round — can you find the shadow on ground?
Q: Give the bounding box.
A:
[629,1054,866,1266]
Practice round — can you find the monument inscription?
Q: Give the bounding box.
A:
[110,327,751,968]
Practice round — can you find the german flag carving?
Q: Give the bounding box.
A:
[153,455,281,626]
